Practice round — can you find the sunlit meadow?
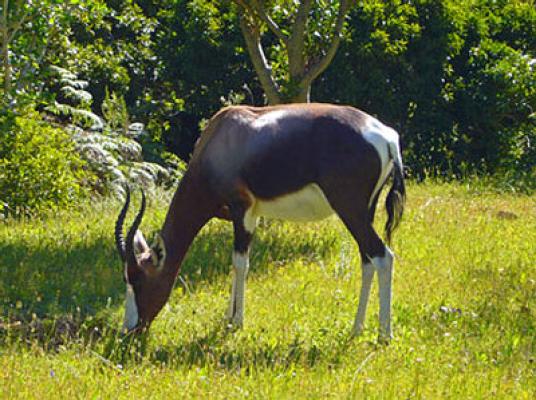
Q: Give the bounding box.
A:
[0,183,534,398]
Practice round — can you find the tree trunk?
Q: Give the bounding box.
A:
[2,38,10,96]
[234,0,350,106]
[289,82,310,103]
[1,0,10,97]
[239,15,282,105]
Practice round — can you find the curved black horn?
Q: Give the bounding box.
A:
[115,185,131,262]
[125,188,146,267]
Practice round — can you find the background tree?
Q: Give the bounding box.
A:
[1,0,535,218]
[147,0,253,159]
[232,0,351,104]
[0,0,69,104]
[317,0,535,182]
[0,0,21,96]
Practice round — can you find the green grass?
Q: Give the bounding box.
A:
[1,183,534,399]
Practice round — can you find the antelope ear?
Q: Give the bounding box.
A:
[133,230,150,254]
[150,233,166,270]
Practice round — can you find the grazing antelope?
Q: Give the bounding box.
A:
[115,103,405,341]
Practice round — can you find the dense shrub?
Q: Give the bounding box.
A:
[46,66,182,197]
[451,40,536,175]
[0,112,87,217]
[317,0,535,186]
[3,0,535,193]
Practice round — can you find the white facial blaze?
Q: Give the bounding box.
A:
[123,283,139,332]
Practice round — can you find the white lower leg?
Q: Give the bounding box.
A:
[228,251,249,327]
[225,271,237,320]
[352,262,375,336]
[372,248,394,340]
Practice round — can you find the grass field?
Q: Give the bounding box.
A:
[0,182,534,399]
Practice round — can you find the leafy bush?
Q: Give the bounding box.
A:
[452,40,536,176]
[318,0,535,188]
[46,66,181,197]
[0,112,87,217]
[3,0,534,192]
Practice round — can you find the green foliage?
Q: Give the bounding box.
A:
[452,40,536,176]
[0,111,87,217]
[150,0,251,158]
[46,66,104,130]
[66,0,158,108]
[101,88,129,132]
[0,184,534,396]
[2,0,535,187]
[318,0,535,185]
[46,66,180,196]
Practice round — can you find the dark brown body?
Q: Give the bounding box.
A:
[196,104,379,198]
[191,105,384,238]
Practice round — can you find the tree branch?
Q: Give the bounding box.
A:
[238,14,281,104]
[2,0,11,95]
[233,0,288,45]
[250,0,288,45]
[288,0,312,78]
[233,0,254,15]
[7,0,31,43]
[1,0,8,33]
[302,0,350,85]
[16,18,47,94]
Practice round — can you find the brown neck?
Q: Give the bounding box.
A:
[160,171,215,279]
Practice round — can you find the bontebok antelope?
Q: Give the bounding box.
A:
[115,103,405,341]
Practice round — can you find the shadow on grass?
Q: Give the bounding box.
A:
[0,317,365,374]
[97,318,366,371]
[148,325,359,371]
[0,219,343,357]
[0,237,124,318]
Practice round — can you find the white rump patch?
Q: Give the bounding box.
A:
[123,283,139,332]
[252,183,334,222]
[362,117,402,207]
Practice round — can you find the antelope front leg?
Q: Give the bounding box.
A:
[225,263,238,321]
[226,251,249,327]
[226,205,256,328]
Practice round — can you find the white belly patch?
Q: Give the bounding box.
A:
[252,183,334,222]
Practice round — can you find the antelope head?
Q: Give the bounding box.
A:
[115,187,169,333]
